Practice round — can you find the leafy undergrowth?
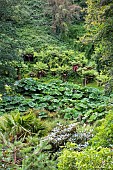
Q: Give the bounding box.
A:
[90,112,113,148]
[0,111,92,170]
[0,111,55,170]
[0,78,113,169]
[57,112,113,170]
[1,78,113,124]
[0,110,113,169]
[0,112,48,169]
[58,147,113,170]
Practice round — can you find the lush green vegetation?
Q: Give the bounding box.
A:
[58,147,113,170]
[1,78,112,122]
[58,112,113,170]
[0,0,113,169]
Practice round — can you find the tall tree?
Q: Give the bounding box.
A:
[0,0,26,91]
[85,0,113,78]
[47,0,82,36]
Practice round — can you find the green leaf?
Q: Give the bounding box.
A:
[64,113,72,119]
[28,102,36,108]
[73,93,83,99]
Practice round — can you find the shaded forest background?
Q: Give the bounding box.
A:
[0,0,113,91]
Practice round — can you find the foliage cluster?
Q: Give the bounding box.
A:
[90,112,113,148]
[0,111,47,140]
[0,109,92,170]
[58,147,113,170]
[0,107,113,169]
[0,0,100,91]
[0,79,112,123]
[0,111,57,170]
[19,47,98,85]
[57,112,113,169]
[46,0,82,38]
[85,0,113,79]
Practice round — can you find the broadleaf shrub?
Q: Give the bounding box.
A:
[90,112,113,148]
[58,147,113,170]
[0,78,112,123]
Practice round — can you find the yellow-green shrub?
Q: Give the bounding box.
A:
[90,112,113,148]
[58,147,113,170]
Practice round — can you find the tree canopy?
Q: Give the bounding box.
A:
[85,0,113,77]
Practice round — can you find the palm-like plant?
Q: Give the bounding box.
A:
[0,111,47,141]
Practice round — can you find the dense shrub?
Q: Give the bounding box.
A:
[1,79,112,123]
[0,138,57,170]
[0,111,47,141]
[58,112,113,170]
[0,112,56,170]
[58,147,113,170]
[90,112,113,148]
